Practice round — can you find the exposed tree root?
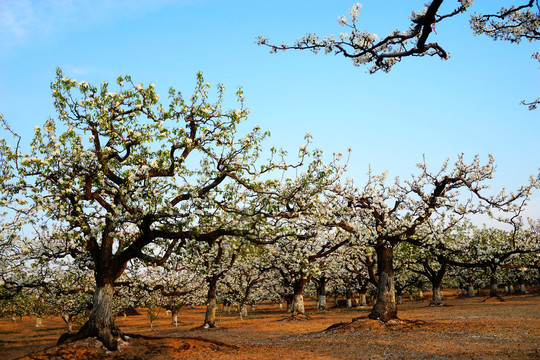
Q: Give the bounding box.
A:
[125,334,240,349]
[324,316,427,332]
[277,314,313,321]
[482,295,505,302]
[57,321,127,351]
[189,324,225,331]
[429,302,452,307]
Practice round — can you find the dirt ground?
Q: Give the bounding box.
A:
[1,290,539,359]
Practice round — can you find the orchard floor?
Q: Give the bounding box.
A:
[1,290,539,360]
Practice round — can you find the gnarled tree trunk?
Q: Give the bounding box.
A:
[346,290,353,308]
[171,310,178,327]
[467,284,475,297]
[431,286,444,306]
[316,277,327,310]
[61,314,74,333]
[369,245,397,321]
[204,278,218,328]
[291,294,305,316]
[291,279,309,316]
[518,274,526,294]
[490,275,499,298]
[59,280,126,351]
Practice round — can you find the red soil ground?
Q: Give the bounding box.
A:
[1,290,539,359]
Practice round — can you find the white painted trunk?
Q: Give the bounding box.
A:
[318,295,327,310]
[239,305,248,319]
[346,298,352,308]
[292,294,305,316]
[358,294,368,307]
[35,317,43,327]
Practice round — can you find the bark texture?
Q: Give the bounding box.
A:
[318,295,327,310]
[490,277,499,297]
[358,293,368,307]
[58,283,126,351]
[291,294,305,316]
[204,278,218,328]
[431,286,444,306]
[467,284,475,297]
[369,246,398,321]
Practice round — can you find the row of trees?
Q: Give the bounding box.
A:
[1,218,538,331]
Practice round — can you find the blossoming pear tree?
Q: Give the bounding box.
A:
[331,155,537,321]
[11,69,340,350]
[220,246,275,319]
[440,218,540,299]
[267,225,351,318]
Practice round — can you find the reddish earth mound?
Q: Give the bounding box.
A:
[325,316,427,332]
[17,336,239,360]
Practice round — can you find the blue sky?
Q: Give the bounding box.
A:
[1,0,539,221]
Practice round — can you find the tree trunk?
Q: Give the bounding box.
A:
[286,295,293,313]
[87,283,119,348]
[431,286,444,306]
[316,277,327,310]
[292,294,305,316]
[62,314,73,333]
[358,292,368,307]
[171,310,178,327]
[239,304,248,319]
[35,317,43,327]
[467,284,475,297]
[346,290,353,308]
[204,280,217,328]
[508,283,515,294]
[518,275,526,294]
[291,279,309,316]
[318,295,327,310]
[369,245,397,322]
[61,282,125,351]
[490,276,499,297]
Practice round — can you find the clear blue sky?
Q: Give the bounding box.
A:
[1,0,539,220]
